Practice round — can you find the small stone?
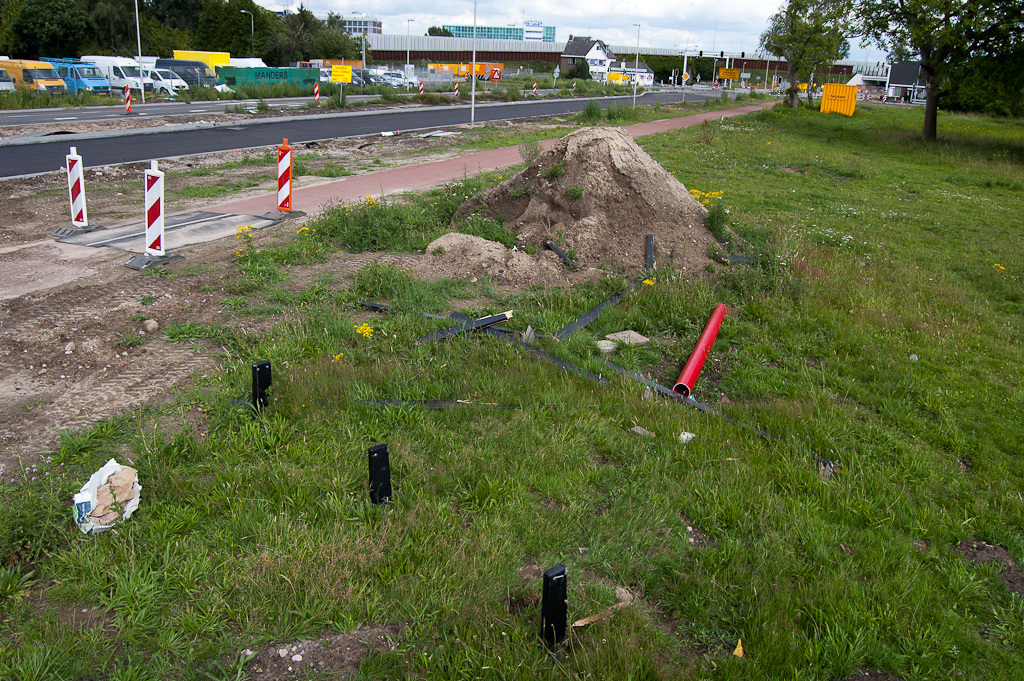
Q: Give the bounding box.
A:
[606,330,649,345]
[909,354,919,362]
[642,386,652,401]
[578,547,588,555]
[143,319,159,333]
[278,648,288,658]
[596,340,617,354]
[679,431,696,444]
[630,426,654,438]
[64,342,75,354]
[243,649,255,658]
[291,654,303,662]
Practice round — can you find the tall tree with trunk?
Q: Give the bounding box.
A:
[760,0,852,108]
[857,0,1024,140]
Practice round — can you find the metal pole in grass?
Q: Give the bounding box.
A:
[541,564,568,647]
[251,360,271,410]
[368,444,392,504]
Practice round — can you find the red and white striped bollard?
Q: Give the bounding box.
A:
[572,81,576,94]
[418,81,424,95]
[66,146,88,228]
[454,82,459,98]
[277,138,292,212]
[532,81,537,95]
[144,161,164,256]
[124,86,132,114]
[314,82,320,104]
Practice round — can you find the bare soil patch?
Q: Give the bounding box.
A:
[457,126,714,275]
[242,623,404,680]
[954,538,1024,596]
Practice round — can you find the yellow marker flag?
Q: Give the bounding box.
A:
[733,639,744,657]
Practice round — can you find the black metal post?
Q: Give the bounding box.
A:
[541,563,568,647]
[368,443,392,504]
[251,360,271,410]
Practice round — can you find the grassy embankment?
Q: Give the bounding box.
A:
[2,103,1022,680]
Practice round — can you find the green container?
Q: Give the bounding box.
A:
[216,66,320,88]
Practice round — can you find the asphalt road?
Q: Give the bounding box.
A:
[0,94,390,127]
[0,91,703,178]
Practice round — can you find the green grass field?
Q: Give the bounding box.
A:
[2,103,1022,680]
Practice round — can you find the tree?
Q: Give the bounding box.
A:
[760,0,851,108]
[857,0,1024,140]
[566,60,590,80]
[9,0,86,57]
[81,0,136,54]
[426,26,452,37]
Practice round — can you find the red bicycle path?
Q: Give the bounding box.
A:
[208,101,776,217]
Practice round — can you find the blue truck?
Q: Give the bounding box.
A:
[40,58,111,95]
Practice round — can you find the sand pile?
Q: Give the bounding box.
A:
[455,126,715,274]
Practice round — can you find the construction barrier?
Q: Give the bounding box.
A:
[454,82,459,98]
[821,83,858,116]
[66,146,88,227]
[277,138,292,212]
[572,81,576,93]
[418,81,424,95]
[313,82,320,104]
[123,86,131,114]
[144,161,164,256]
[532,81,537,95]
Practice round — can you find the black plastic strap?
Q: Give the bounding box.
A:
[598,358,835,468]
[545,241,579,271]
[553,281,640,339]
[645,235,654,273]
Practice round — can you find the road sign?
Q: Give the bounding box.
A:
[718,68,740,80]
[331,65,352,83]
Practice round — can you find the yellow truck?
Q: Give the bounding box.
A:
[173,50,231,73]
[0,59,66,94]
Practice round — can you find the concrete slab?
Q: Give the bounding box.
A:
[56,211,281,253]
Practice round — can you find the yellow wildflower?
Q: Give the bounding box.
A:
[354,323,373,339]
[642,278,655,286]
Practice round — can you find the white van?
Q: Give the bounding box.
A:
[144,68,187,95]
[80,56,153,95]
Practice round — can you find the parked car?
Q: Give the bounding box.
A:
[0,68,15,92]
[41,58,111,95]
[80,56,152,95]
[144,68,187,95]
[353,68,387,87]
[381,71,417,88]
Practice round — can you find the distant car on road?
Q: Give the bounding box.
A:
[381,71,417,88]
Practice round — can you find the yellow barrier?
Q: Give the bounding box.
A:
[820,83,858,116]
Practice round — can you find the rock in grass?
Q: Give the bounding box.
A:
[630,426,654,438]
[143,319,159,333]
[606,330,649,345]
[596,340,617,354]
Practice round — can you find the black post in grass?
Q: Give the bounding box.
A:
[251,361,271,410]
[368,444,392,504]
[541,564,568,647]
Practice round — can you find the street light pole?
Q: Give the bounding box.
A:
[470,0,477,123]
[240,10,254,59]
[406,19,412,73]
[134,0,144,103]
[632,23,640,107]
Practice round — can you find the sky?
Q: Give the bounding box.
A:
[254,0,881,62]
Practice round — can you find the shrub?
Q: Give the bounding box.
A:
[518,137,541,164]
[568,185,585,200]
[704,201,729,242]
[577,101,603,123]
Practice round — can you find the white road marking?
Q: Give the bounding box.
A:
[54,116,78,120]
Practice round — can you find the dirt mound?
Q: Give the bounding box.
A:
[456,126,714,274]
[423,232,590,288]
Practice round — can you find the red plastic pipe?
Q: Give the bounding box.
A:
[673,304,728,397]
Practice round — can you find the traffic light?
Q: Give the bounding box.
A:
[699,50,703,57]
[741,52,745,58]
[720,51,724,58]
